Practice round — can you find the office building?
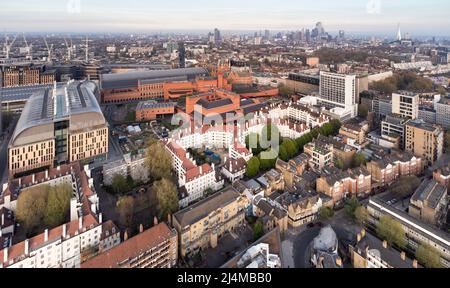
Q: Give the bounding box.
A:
[135,101,176,121]
[405,119,444,166]
[381,114,410,149]
[8,81,108,176]
[392,91,419,119]
[319,71,358,118]
[436,96,450,129]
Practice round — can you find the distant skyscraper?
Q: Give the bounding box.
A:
[214,28,222,44]
[339,30,345,40]
[264,30,270,40]
[305,29,311,43]
[397,23,402,41]
[316,22,325,36]
[178,41,186,68]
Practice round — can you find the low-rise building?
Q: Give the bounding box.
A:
[221,157,247,183]
[0,215,119,268]
[365,150,423,187]
[367,197,450,267]
[136,101,176,121]
[82,222,178,268]
[409,179,448,226]
[316,167,372,205]
[172,188,248,258]
[350,229,420,268]
[253,196,288,234]
[103,153,149,186]
[304,141,333,171]
[275,190,322,228]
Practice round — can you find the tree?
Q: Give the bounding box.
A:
[390,176,421,198]
[146,142,173,180]
[282,139,298,159]
[295,133,313,153]
[344,197,361,219]
[279,145,289,162]
[354,206,368,225]
[246,157,261,178]
[278,83,294,98]
[329,119,342,135]
[43,184,72,227]
[259,149,278,171]
[154,178,179,220]
[416,244,443,268]
[252,221,264,241]
[352,153,368,168]
[111,174,129,194]
[319,207,335,220]
[358,104,369,118]
[117,196,135,228]
[16,185,49,234]
[246,133,262,155]
[445,131,450,153]
[376,215,407,249]
[334,159,344,169]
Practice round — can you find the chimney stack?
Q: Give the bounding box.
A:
[124,230,129,241]
[44,229,49,242]
[79,217,83,230]
[401,251,406,261]
[62,224,67,238]
[45,170,49,179]
[1,213,4,226]
[356,233,361,243]
[32,174,35,184]
[413,259,418,268]
[139,224,144,233]
[24,239,29,255]
[154,216,159,226]
[382,240,388,249]
[99,213,103,224]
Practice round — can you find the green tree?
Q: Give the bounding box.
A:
[43,184,72,227]
[416,244,443,269]
[344,197,361,219]
[282,139,298,159]
[391,176,421,198]
[358,104,369,118]
[117,196,135,228]
[334,159,344,169]
[278,83,294,97]
[16,185,50,234]
[279,145,289,162]
[295,133,313,153]
[354,206,368,225]
[329,119,342,135]
[246,133,262,155]
[445,131,450,153]
[352,153,368,168]
[252,221,264,241]
[146,142,173,180]
[246,156,261,178]
[154,178,179,220]
[111,174,129,194]
[319,207,335,220]
[259,149,278,171]
[376,215,407,249]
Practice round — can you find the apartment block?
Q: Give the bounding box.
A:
[405,119,444,166]
[82,223,178,268]
[392,91,419,119]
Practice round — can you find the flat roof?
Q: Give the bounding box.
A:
[101,67,209,90]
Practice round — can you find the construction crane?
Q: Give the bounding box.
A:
[3,33,18,59]
[43,36,53,62]
[63,36,72,61]
[22,33,32,60]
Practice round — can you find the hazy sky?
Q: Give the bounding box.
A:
[1,0,450,36]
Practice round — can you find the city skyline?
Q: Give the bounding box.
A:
[1,0,450,36]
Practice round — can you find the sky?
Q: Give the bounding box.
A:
[1,0,450,36]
